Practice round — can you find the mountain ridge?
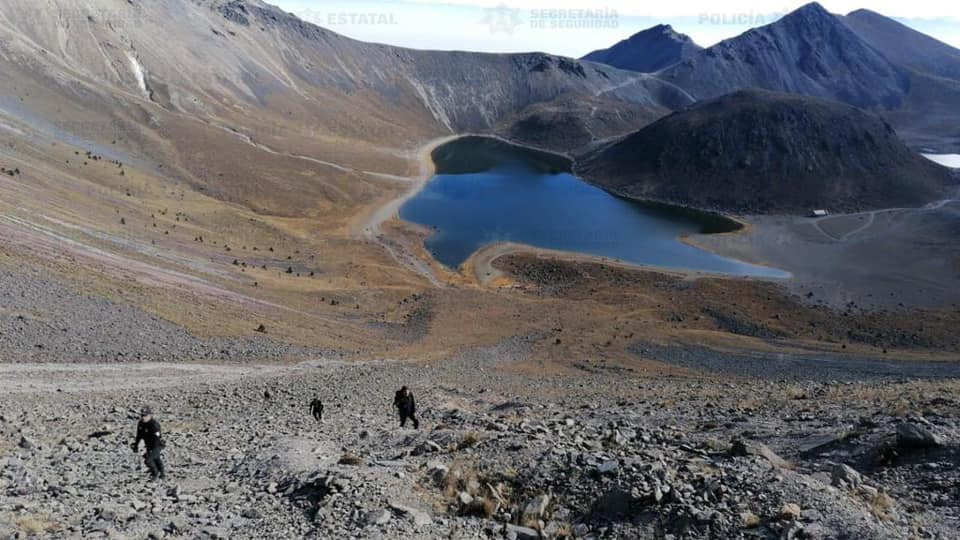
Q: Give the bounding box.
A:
[657,2,911,109]
[0,0,692,218]
[842,9,960,80]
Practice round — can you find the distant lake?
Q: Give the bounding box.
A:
[923,154,960,168]
[400,136,788,278]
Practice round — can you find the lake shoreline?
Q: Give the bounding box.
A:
[465,241,745,287]
[353,133,575,239]
[399,135,789,278]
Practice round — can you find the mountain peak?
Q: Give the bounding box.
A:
[779,2,839,26]
[792,2,830,16]
[582,25,702,73]
[629,24,689,43]
[660,0,910,109]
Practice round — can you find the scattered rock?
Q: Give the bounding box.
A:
[780,503,802,521]
[505,523,539,540]
[366,509,392,526]
[241,508,263,520]
[521,493,550,525]
[165,518,188,534]
[412,440,442,456]
[740,510,761,528]
[830,463,862,489]
[426,461,449,486]
[201,526,229,539]
[729,439,790,469]
[338,452,363,466]
[389,502,433,526]
[896,422,942,449]
[798,431,846,454]
[596,460,619,476]
[18,435,36,450]
[594,489,633,516]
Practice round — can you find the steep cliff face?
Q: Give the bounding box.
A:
[577,90,956,214]
[582,24,702,73]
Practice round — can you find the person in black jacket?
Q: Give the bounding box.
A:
[131,407,165,480]
[309,397,324,422]
[393,386,419,429]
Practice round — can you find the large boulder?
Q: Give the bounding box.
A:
[521,494,550,526]
[896,422,942,449]
[729,439,790,469]
[830,463,863,489]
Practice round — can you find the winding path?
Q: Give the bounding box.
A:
[812,196,959,242]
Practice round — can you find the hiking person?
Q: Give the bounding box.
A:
[131,407,165,480]
[393,386,419,429]
[310,397,324,422]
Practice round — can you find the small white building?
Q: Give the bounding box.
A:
[809,209,829,218]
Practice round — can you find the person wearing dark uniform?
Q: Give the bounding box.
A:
[393,386,419,429]
[132,407,165,480]
[310,397,324,422]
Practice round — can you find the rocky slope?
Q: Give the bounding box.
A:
[582,25,703,73]
[842,9,960,81]
[656,3,960,151]
[0,0,684,157]
[0,0,691,361]
[576,89,956,214]
[838,9,960,152]
[2,345,959,540]
[658,3,909,109]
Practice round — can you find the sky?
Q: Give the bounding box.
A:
[269,1,960,57]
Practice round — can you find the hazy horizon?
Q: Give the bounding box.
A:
[270,0,960,57]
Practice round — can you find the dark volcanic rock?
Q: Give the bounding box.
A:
[577,89,955,214]
[582,24,702,73]
[219,1,250,26]
[504,93,679,152]
[842,9,960,81]
[660,2,909,109]
[896,422,942,449]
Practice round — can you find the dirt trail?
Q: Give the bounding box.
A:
[812,195,960,241]
[0,362,271,394]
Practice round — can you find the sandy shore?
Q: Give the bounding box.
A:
[465,241,715,287]
[350,134,462,241]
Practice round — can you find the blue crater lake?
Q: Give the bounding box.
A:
[400,136,788,278]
